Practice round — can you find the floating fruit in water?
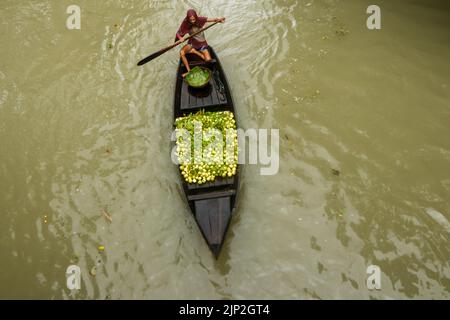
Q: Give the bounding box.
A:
[331,169,341,176]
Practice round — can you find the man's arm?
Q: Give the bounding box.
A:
[175,33,185,44]
[207,17,226,23]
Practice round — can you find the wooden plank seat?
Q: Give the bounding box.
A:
[188,189,236,201]
[187,59,217,68]
[187,177,235,190]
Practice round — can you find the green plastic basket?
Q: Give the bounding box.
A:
[185,66,211,88]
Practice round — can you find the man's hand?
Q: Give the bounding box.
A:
[217,17,226,23]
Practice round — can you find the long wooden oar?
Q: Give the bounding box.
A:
[137,21,220,66]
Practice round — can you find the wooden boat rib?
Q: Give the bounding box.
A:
[173,47,240,258]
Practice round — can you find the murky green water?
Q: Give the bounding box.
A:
[0,0,449,299]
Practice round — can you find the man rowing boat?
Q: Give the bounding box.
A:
[175,9,225,77]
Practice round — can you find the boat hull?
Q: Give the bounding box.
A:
[173,47,240,258]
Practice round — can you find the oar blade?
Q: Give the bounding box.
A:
[137,46,174,66]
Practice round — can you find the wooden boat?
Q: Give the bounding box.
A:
[173,47,240,258]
